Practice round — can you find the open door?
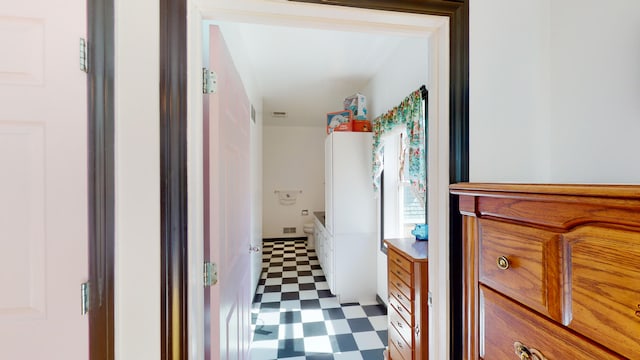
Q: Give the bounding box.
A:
[0,0,88,357]
[203,25,252,359]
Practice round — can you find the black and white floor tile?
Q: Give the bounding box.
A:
[251,239,388,360]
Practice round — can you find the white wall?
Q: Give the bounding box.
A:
[548,0,640,182]
[262,125,326,238]
[470,0,640,183]
[469,0,552,182]
[114,0,160,358]
[361,36,429,304]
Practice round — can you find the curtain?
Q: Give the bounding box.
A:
[371,88,426,206]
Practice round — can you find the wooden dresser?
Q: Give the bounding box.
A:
[450,183,640,360]
[384,238,429,360]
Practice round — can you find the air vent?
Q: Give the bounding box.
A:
[272,111,288,118]
[283,227,296,234]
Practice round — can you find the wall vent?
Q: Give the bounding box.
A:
[272,111,287,118]
[283,227,296,234]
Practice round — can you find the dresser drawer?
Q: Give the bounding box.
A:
[480,286,622,360]
[565,226,640,359]
[389,282,413,318]
[389,304,413,346]
[389,249,413,274]
[389,271,412,301]
[389,260,412,289]
[478,219,562,321]
[389,320,412,360]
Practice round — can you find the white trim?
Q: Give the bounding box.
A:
[114,0,161,358]
[427,19,451,360]
[186,1,451,359]
[187,2,205,358]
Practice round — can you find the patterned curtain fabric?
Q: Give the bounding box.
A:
[371,89,426,206]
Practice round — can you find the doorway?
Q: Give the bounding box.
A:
[185,2,460,359]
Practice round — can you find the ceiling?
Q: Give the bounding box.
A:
[215,22,424,127]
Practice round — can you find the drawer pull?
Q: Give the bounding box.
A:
[396,340,403,349]
[497,256,510,270]
[514,341,547,360]
[396,282,402,288]
[395,270,403,276]
[396,321,403,328]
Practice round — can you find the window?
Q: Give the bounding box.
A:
[375,91,427,252]
[380,129,426,250]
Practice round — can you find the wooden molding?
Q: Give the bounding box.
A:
[160,0,189,359]
[87,0,115,358]
[159,0,469,359]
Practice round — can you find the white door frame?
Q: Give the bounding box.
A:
[186,1,450,359]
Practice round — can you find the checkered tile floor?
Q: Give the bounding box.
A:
[251,239,388,360]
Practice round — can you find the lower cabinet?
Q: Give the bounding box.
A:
[313,216,335,294]
[384,238,428,360]
[315,217,375,303]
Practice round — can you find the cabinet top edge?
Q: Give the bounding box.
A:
[385,238,428,261]
[449,182,640,199]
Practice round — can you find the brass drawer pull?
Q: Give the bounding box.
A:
[497,256,510,270]
[514,341,547,360]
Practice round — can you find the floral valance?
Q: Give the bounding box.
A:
[371,87,427,205]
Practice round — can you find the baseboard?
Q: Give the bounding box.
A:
[262,237,307,242]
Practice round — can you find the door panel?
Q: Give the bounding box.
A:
[0,0,88,358]
[0,124,45,317]
[205,25,251,360]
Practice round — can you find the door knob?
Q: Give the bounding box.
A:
[249,245,261,253]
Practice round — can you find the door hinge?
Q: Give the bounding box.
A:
[428,291,433,308]
[204,262,218,287]
[79,38,88,73]
[81,282,89,315]
[202,67,217,94]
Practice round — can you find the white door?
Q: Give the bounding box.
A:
[0,0,88,358]
[204,25,252,359]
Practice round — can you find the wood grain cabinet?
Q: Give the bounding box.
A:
[384,238,429,360]
[450,183,640,360]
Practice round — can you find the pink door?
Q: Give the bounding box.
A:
[204,25,252,359]
[0,0,88,358]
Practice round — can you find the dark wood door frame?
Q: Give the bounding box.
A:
[87,0,115,358]
[158,0,468,359]
[159,0,189,359]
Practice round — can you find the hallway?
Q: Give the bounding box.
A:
[250,239,388,359]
